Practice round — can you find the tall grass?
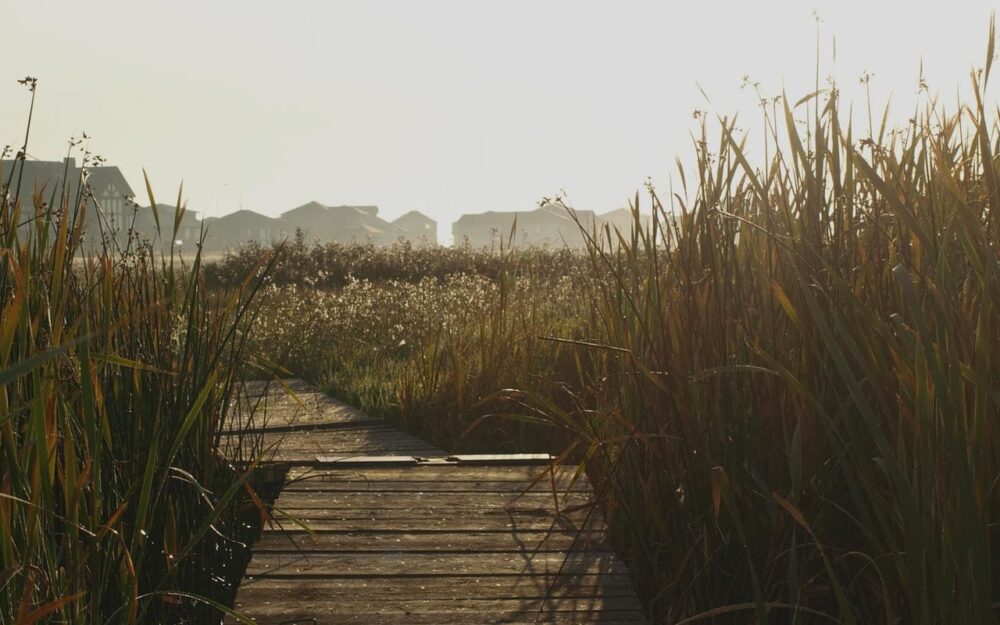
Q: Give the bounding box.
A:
[544,26,1000,623]
[1,82,273,624]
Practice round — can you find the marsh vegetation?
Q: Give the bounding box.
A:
[0,79,276,623]
[218,26,1000,624]
[5,21,1000,625]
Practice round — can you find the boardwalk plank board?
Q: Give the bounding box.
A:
[279,481,588,493]
[234,595,643,612]
[279,479,590,494]
[285,465,590,483]
[237,575,638,597]
[270,491,594,509]
[272,509,595,524]
[229,380,647,625]
[250,530,611,552]
[230,613,647,625]
[263,517,606,532]
[246,551,629,577]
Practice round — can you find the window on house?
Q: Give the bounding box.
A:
[99,183,124,231]
[102,196,121,230]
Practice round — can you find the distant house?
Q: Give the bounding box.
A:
[201,209,294,251]
[392,210,437,245]
[281,201,401,245]
[452,202,596,248]
[1,157,135,245]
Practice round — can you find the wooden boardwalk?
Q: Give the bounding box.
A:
[230,380,648,624]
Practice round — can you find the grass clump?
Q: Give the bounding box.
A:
[1,82,273,624]
[550,29,1000,624]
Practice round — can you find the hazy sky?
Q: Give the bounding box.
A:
[3,1,998,242]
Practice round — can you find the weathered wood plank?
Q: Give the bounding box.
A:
[234,595,643,613]
[272,505,594,520]
[234,601,643,618]
[251,530,611,552]
[270,491,594,509]
[246,551,628,577]
[229,613,647,625]
[236,574,638,598]
[236,592,642,622]
[262,517,606,533]
[280,479,588,493]
[285,465,589,483]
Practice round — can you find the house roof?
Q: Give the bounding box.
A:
[393,210,436,226]
[206,209,290,229]
[282,201,329,219]
[1,158,134,209]
[282,202,383,222]
[279,201,401,239]
[453,202,589,226]
[87,166,134,198]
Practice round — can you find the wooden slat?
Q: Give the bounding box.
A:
[270,491,593,509]
[251,530,611,553]
[237,574,638,598]
[233,601,644,625]
[235,595,643,612]
[262,517,605,533]
[229,611,647,625]
[246,551,629,577]
[280,479,589,493]
[273,506,593,520]
[285,465,588,483]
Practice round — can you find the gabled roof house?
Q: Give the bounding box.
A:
[392,210,437,245]
[452,201,596,248]
[281,201,402,245]
[2,157,135,245]
[201,209,294,251]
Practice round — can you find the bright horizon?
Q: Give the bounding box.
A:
[3,1,997,243]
